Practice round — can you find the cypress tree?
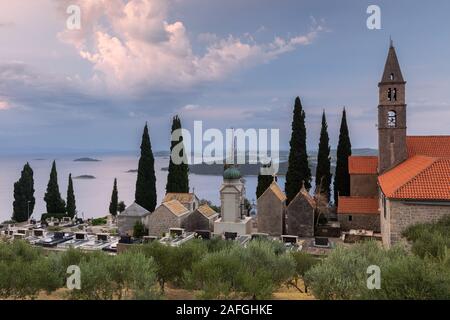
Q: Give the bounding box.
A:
[256,163,275,199]
[166,115,189,193]
[315,111,332,202]
[12,163,35,222]
[135,123,157,212]
[66,173,77,218]
[44,160,66,214]
[109,178,119,216]
[285,96,312,204]
[334,107,352,206]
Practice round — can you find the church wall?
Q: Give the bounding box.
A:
[350,175,379,197]
[383,199,450,247]
[257,191,285,236]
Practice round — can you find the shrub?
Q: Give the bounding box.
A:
[185,240,295,299]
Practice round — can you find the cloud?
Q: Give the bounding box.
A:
[57,0,325,95]
[0,99,10,110]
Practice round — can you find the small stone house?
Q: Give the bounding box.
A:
[183,204,219,232]
[117,202,150,236]
[337,197,380,232]
[286,186,316,237]
[257,181,286,236]
[163,193,199,212]
[145,200,191,237]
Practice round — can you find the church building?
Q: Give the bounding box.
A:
[338,41,450,247]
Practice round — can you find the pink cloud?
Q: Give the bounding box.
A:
[57,0,325,95]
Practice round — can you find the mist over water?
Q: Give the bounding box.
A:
[0,153,286,222]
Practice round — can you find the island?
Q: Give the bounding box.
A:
[74,157,101,162]
[73,175,96,180]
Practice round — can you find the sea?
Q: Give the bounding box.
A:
[0,153,286,222]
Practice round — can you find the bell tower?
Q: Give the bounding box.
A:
[378,40,407,174]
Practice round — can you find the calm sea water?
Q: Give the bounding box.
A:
[0,153,286,222]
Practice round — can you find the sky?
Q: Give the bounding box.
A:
[1,0,450,154]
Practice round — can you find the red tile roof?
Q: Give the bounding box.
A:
[407,136,450,158]
[337,197,379,215]
[378,155,450,201]
[348,156,378,174]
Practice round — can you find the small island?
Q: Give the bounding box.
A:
[74,157,101,162]
[73,175,96,180]
[126,169,138,173]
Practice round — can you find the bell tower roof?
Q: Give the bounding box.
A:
[380,40,405,84]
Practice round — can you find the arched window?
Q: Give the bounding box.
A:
[393,88,397,101]
[390,73,395,81]
[387,88,392,101]
[387,111,397,128]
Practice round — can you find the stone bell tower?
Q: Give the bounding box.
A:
[378,40,407,174]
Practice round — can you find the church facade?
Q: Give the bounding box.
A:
[338,42,450,247]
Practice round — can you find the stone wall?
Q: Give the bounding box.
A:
[350,175,378,197]
[182,210,217,232]
[382,199,450,247]
[286,195,314,237]
[257,191,285,236]
[146,206,190,237]
[118,216,143,236]
[338,214,380,232]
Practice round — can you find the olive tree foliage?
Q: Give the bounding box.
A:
[68,250,159,300]
[0,241,60,299]
[185,240,295,300]
[305,241,450,300]
[131,239,207,293]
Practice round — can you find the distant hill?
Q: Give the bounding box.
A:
[159,148,378,177]
[73,175,96,179]
[74,157,101,162]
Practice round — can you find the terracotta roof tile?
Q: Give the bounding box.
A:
[258,181,287,201]
[407,136,450,157]
[378,155,450,201]
[337,197,379,215]
[163,193,196,203]
[196,204,218,218]
[162,200,190,216]
[348,156,378,174]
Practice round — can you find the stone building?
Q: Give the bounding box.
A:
[257,181,286,236]
[286,185,315,237]
[183,204,219,232]
[145,199,191,237]
[214,166,252,236]
[338,41,450,247]
[337,197,380,232]
[163,193,199,212]
[117,202,150,236]
[338,156,380,232]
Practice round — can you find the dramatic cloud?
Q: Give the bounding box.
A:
[57,0,325,95]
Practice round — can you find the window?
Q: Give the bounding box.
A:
[387,88,392,101]
[348,215,353,222]
[390,73,395,81]
[383,196,387,219]
[387,111,397,128]
[393,88,397,101]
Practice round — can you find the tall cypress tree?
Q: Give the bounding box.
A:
[334,107,352,206]
[315,111,332,201]
[256,163,275,199]
[285,96,312,204]
[66,173,77,218]
[109,178,119,216]
[44,160,66,214]
[12,163,35,222]
[135,123,157,212]
[166,115,189,193]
